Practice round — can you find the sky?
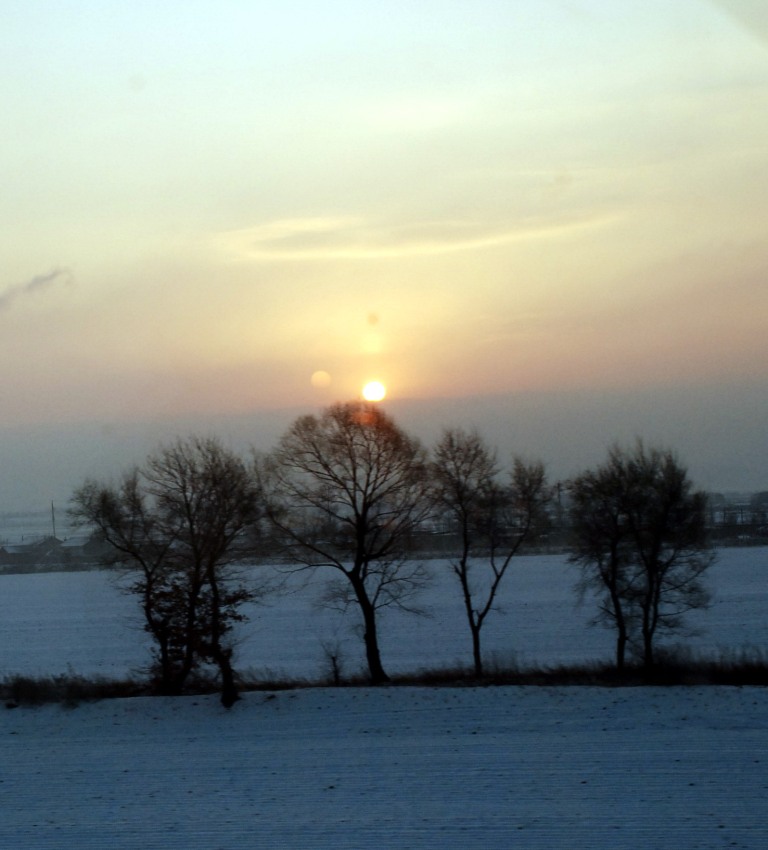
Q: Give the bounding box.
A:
[1,0,768,512]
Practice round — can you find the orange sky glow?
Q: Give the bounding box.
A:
[1,0,767,508]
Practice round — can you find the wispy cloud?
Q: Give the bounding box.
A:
[215,213,616,262]
[0,267,73,312]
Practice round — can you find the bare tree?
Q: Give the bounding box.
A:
[431,428,550,676]
[568,457,635,670]
[70,436,263,706]
[569,441,714,670]
[258,401,432,684]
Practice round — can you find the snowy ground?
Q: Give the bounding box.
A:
[2,686,766,849]
[0,548,766,848]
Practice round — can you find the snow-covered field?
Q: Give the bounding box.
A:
[0,548,766,848]
[0,548,766,680]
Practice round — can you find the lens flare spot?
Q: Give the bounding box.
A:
[311,370,332,388]
[362,380,386,402]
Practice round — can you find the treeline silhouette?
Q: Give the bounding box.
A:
[1,400,766,705]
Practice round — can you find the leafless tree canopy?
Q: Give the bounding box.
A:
[71,436,263,706]
[569,441,714,669]
[259,401,432,683]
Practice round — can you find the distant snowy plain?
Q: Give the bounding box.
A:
[0,548,766,848]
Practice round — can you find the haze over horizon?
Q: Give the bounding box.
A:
[2,1,767,512]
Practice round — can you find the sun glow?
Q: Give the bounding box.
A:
[362,380,387,402]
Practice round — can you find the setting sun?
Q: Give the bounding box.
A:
[362,381,387,402]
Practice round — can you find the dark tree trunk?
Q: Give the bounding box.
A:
[642,627,655,669]
[471,625,483,678]
[216,651,240,708]
[352,574,389,684]
[611,594,628,672]
[154,634,178,694]
[641,579,659,670]
[616,630,627,671]
[455,557,484,678]
[206,562,240,708]
[606,553,628,673]
[363,628,388,685]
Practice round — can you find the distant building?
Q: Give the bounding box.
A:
[0,535,110,573]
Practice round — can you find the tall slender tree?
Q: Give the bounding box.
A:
[431,428,550,676]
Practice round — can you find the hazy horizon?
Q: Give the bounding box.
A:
[1,379,766,517]
[2,1,767,513]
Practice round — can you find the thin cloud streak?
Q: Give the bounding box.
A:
[215,213,619,262]
[0,268,73,313]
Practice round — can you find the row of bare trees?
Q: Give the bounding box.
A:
[70,400,713,706]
